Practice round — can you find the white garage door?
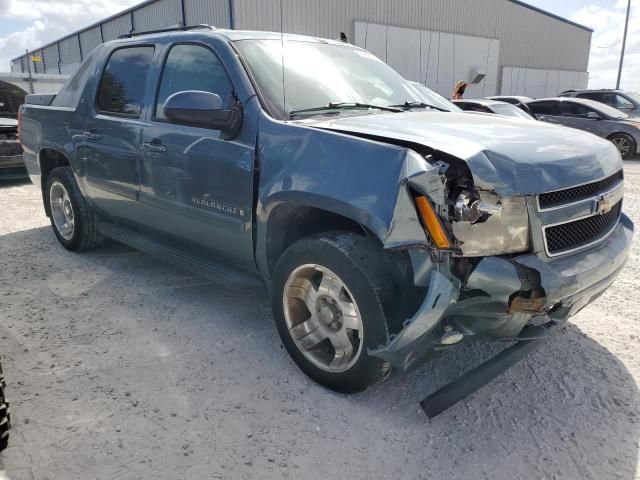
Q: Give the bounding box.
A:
[501,67,589,98]
[354,21,500,99]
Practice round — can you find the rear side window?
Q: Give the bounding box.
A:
[577,92,604,103]
[97,46,154,117]
[529,101,558,116]
[559,102,593,117]
[51,50,98,108]
[155,44,233,120]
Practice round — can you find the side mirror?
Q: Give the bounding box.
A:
[163,90,243,138]
[586,111,601,120]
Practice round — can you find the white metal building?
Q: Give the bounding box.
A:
[10,0,593,99]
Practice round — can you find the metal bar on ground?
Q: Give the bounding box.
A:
[420,336,547,418]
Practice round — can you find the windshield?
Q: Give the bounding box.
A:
[235,39,430,119]
[408,82,461,112]
[580,98,629,119]
[490,103,534,119]
[625,92,640,105]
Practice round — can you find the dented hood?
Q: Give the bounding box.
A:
[304,111,623,195]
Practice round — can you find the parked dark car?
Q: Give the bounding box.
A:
[528,97,640,158]
[0,117,25,179]
[19,28,633,403]
[561,89,640,117]
[453,99,536,120]
[0,84,26,179]
[486,95,534,115]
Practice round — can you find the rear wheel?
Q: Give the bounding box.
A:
[46,167,102,251]
[0,359,9,452]
[609,133,636,159]
[272,232,394,393]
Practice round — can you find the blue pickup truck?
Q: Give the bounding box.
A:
[19,26,633,409]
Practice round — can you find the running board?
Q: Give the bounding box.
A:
[98,222,264,291]
[420,327,549,418]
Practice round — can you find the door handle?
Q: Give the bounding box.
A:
[83,129,101,140]
[142,141,167,153]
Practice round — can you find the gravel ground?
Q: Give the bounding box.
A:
[0,162,638,480]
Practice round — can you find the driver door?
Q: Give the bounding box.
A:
[557,101,601,135]
[137,42,256,267]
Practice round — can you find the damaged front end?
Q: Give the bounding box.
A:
[372,148,633,372]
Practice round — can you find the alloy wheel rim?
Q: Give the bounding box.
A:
[49,181,75,240]
[283,264,364,373]
[613,136,631,156]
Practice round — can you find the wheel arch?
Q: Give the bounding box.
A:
[39,148,71,217]
[263,201,374,276]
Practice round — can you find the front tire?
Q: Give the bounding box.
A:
[272,232,394,393]
[609,133,636,159]
[46,167,102,251]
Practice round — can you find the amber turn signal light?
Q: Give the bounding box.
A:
[414,195,452,249]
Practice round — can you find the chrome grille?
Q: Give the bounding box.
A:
[544,201,622,255]
[538,170,623,209]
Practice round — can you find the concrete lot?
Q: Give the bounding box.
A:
[0,162,638,480]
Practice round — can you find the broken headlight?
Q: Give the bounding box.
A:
[451,191,529,256]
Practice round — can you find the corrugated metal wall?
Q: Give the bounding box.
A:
[102,14,133,42]
[233,0,591,72]
[184,0,231,28]
[58,36,82,75]
[80,26,103,57]
[42,45,60,74]
[10,0,591,96]
[133,0,182,31]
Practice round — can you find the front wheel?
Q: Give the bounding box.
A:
[609,133,636,159]
[272,233,393,393]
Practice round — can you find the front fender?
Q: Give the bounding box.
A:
[254,112,431,275]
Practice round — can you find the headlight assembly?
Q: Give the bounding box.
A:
[450,192,530,256]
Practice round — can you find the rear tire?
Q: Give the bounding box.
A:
[609,133,636,159]
[272,232,394,393]
[46,166,102,251]
[0,359,10,452]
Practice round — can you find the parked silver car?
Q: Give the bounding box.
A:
[528,97,640,159]
[560,89,640,117]
[485,95,534,115]
[453,99,536,120]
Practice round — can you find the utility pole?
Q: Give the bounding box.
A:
[616,0,631,89]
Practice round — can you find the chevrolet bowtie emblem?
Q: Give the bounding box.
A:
[595,196,612,215]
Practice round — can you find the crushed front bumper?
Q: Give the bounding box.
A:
[372,213,634,371]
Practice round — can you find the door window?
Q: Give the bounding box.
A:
[96,46,154,117]
[155,44,233,120]
[612,94,634,110]
[528,101,559,116]
[559,102,594,118]
[577,92,604,103]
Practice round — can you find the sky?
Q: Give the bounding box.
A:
[0,0,638,91]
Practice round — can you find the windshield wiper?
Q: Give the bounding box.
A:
[289,102,403,118]
[390,101,450,112]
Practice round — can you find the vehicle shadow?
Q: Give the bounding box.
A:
[0,225,637,480]
[0,177,30,188]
